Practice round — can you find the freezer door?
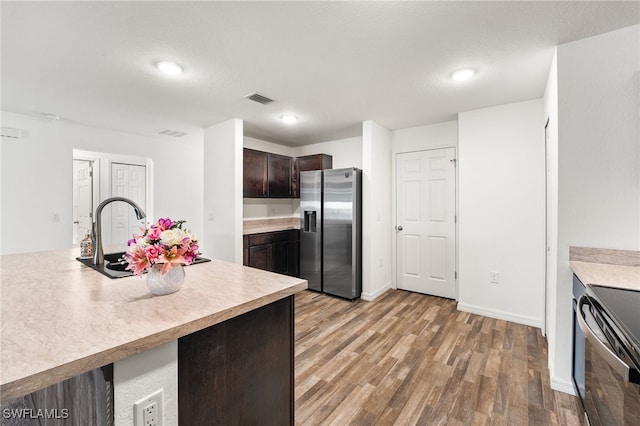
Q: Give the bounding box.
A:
[323,168,362,299]
[300,170,322,292]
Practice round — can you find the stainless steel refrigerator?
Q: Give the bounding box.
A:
[300,168,362,300]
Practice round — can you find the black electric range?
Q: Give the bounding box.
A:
[587,284,640,369]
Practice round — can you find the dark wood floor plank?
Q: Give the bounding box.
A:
[294,289,583,425]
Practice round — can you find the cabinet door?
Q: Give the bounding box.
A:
[248,244,271,271]
[267,153,293,197]
[243,149,268,197]
[297,154,332,173]
[292,154,332,198]
[242,236,249,266]
[289,230,299,277]
[272,241,290,274]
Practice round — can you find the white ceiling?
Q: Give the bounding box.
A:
[2,1,638,146]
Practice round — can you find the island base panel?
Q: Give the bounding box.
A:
[0,365,113,426]
[178,295,294,425]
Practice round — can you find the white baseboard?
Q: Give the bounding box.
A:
[361,282,391,301]
[456,302,543,329]
[550,376,576,396]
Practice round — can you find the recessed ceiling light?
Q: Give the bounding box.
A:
[156,61,184,76]
[451,68,475,81]
[280,114,298,124]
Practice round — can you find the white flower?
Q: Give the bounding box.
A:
[160,228,187,246]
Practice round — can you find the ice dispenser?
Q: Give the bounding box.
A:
[304,211,317,232]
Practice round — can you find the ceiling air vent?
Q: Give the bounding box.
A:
[155,128,188,138]
[244,92,275,105]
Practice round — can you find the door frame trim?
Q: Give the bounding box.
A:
[391,146,459,300]
[73,149,154,238]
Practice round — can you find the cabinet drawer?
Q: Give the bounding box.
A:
[248,230,291,246]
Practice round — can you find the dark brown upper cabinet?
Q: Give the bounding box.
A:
[267,153,293,198]
[292,154,333,198]
[243,148,268,197]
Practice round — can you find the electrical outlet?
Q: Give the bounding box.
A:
[489,272,500,284]
[134,389,163,426]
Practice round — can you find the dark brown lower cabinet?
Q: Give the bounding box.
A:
[243,230,299,277]
[178,296,294,426]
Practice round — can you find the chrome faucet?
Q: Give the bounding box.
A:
[92,197,146,265]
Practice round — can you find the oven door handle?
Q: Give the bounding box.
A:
[577,294,635,383]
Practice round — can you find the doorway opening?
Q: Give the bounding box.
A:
[72,149,153,248]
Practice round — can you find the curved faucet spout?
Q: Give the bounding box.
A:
[92,197,147,265]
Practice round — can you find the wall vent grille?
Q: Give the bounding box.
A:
[155,128,188,138]
[1,127,24,139]
[244,92,275,105]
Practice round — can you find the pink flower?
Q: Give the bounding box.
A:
[158,246,188,275]
[124,245,150,276]
[157,217,175,231]
[144,244,161,263]
[146,226,162,241]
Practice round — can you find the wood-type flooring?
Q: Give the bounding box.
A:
[294,289,583,425]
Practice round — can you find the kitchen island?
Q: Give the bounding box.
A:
[1,249,307,424]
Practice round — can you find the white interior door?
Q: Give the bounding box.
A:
[72,160,94,244]
[396,148,456,299]
[109,163,146,245]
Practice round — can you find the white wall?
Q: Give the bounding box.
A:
[243,136,295,157]
[457,99,545,327]
[293,136,363,169]
[204,119,243,263]
[114,341,178,426]
[543,48,561,389]
[361,121,392,301]
[392,121,458,153]
[551,24,640,393]
[390,121,459,290]
[0,111,204,255]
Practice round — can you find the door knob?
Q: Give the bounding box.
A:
[397,226,403,231]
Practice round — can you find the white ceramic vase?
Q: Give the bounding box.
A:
[146,264,185,296]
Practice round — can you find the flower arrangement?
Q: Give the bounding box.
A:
[125,217,200,276]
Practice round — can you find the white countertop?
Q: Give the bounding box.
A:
[569,246,640,291]
[243,217,300,235]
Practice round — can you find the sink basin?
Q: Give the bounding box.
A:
[77,252,211,279]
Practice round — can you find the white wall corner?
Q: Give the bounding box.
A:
[361,120,392,300]
[456,302,543,329]
[457,99,545,332]
[203,118,243,263]
[550,375,576,396]
[361,281,392,301]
